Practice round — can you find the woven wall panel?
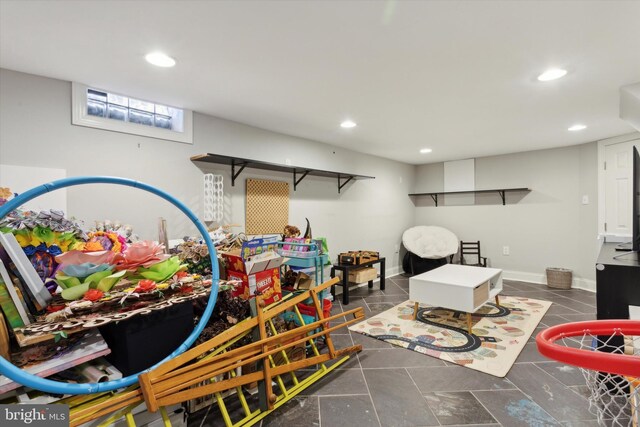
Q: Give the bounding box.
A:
[246,179,289,235]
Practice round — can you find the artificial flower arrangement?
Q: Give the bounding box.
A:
[79,219,138,253]
[0,207,87,288]
[172,229,247,276]
[174,239,212,275]
[42,269,207,325]
[38,240,206,324]
[83,231,127,253]
[0,203,208,326]
[52,240,185,301]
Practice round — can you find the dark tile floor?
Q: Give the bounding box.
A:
[189,277,598,427]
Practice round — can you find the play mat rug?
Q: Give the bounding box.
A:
[349,296,552,377]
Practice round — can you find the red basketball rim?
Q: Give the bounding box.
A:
[536,320,640,378]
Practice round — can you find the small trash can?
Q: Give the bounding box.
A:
[546,267,572,289]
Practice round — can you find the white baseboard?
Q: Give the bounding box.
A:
[502,270,596,293]
[386,265,402,278]
[502,270,546,285]
[572,278,596,293]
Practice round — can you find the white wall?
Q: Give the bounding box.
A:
[0,68,604,285]
[414,144,599,288]
[0,69,416,275]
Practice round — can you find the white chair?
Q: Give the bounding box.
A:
[402,226,459,275]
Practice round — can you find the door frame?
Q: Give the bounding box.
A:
[597,131,640,237]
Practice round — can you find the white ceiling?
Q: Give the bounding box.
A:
[1,0,639,164]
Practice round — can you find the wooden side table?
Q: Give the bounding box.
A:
[330,257,385,305]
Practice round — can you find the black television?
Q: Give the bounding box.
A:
[633,145,640,252]
[614,145,640,259]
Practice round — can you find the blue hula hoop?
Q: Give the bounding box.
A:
[0,176,219,394]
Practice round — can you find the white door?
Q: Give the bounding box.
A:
[604,139,640,236]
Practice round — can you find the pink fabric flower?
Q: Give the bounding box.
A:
[55,250,116,266]
[115,240,171,271]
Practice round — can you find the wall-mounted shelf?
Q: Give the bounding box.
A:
[191,153,375,193]
[408,187,530,206]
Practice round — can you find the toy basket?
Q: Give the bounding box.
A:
[276,241,319,258]
[546,267,573,289]
[537,320,640,426]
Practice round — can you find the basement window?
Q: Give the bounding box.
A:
[72,82,193,144]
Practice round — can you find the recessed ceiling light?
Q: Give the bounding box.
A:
[419,148,432,154]
[340,120,357,128]
[568,124,587,131]
[537,68,567,82]
[145,52,176,67]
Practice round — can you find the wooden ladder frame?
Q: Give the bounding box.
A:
[60,277,362,427]
[137,277,364,426]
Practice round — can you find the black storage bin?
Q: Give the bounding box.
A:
[402,252,447,275]
[99,301,194,376]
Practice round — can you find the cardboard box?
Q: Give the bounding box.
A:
[222,250,284,305]
[339,251,380,265]
[338,254,355,265]
[294,272,313,290]
[221,250,284,275]
[227,267,282,305]
[240,236,279,260]
[348,267,378,283]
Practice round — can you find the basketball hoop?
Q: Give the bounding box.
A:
[536,320,640,427]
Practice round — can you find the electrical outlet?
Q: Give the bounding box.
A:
[503,246,510,256]
[285,158,292,165]
[394,244,400,253]
[582,195,589,205]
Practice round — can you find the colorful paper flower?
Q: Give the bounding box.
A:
[179,285,194,294]
[70,241,86,251]
[86,231,127,253]
[56,269,111,289]
[134,256,187,284]
[32,226,55,245]
[46,304,66,313]
[14,231,32,248]
[22,243,62,257]
[135,279,157,293]
[61,263,112,278]
[58,269,127,300]
[114,240,170,271]
[83,289,104,302]
[84,241,105,252]
[55,250,116,266]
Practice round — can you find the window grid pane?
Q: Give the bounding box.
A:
[85,88,180,132]
[107,93,128,106]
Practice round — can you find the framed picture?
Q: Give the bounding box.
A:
[0,260,31,327]
[0,233,51,309]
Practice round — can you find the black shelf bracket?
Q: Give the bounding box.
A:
[407,187,530,206]
[192,153,374,193]
[338,175,354,193]
[231,159,247,187]
[293,169,310,191]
